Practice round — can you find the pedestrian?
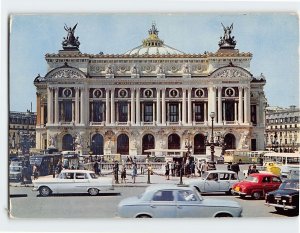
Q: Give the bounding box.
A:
[165,162,170,180]
[247,165,252,176]
[113,160,119,183]
[231,162,240,175]
[131,162,137,183]
[249,165,259,174]
[190,161,195,177]
[121,164,126,183]
[200,161,208,176]
[227,162,232,171]
[32,163,38,180]
[140,164,144,175]
[93,160,99,175]
[171,161,175,176]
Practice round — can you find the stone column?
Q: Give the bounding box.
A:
[41,104,44,125]
[156,88,161,124]
[238,87,243,124]
[36,92,41,126]
[80,87,84,124]
[105,89,110,125]
[182,88,186,125]
[223,102,226,121]
[234,101,238,122]
[75,87,80,124]
[161,88,166,125]
[179,102,181,123]
[187,88,192,125]
[111,89,115,124]
[204,102,207,122]
[54,88,59,124]
[244,87,249,123]
[47,87,53,124]
[131,88,135,125]
[217,87,222,124]
[152,102,155,124]
[136,88,140,125]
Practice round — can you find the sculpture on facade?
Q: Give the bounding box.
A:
[62,23,80,49]
[75,132,83,149]
[240,131,249,149]
[218,23,236,49]
[48,134,57,148]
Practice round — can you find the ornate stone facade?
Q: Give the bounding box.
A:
[34,23,267,156]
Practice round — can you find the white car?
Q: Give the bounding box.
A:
[118,184,242,218]
[185,170,239,194]
[32,169,114,196]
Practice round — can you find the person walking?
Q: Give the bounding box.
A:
[171,161,175,177]
[121,164,126,183]
[165,162,170,180]
[131,162,137,183]
[113,160,119,183]
[231,162,240,176]
[32,164,38,180]
[93,161,99,175]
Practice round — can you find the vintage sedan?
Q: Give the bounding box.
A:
[32,169,114,196]
[265,179,299,215]
[185,170,239,194]
[232,173,282,200]
[118,184,243,218]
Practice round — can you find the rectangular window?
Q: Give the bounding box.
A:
[169,103,179,122]
[195,102,204,122]
[250,105,257,125]
[225,101,235,121]
[144,103,153,122]
[118,102,128,122]
[92,101,103,122]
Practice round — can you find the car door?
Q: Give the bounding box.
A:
[203,172,220,192]
[176,190,203,217]
[74,172,90,193]
[261,176,274,193]
[150,190,177,217]
[271,176,282,190]
[218,172,231,191]
[56,172,75,194]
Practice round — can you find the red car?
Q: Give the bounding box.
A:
[232,173,282,200]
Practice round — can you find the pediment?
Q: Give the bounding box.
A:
[211,67,252,80]
[46,67,86,80]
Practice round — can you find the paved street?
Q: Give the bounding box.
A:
[8,164,296,218]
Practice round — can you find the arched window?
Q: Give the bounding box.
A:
[117,134,129,155]
[194,134,206,154]
[168,134,180,149]
[142,134,155,154]
[224,133,236,149]
[62,134,74,151]
[91,134,104,155]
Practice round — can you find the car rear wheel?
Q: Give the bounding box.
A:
[136,214,152,218]
[252,192,261,200]
[39,186,51,197]
[88,188,99,196]
[240,194,246,199]
[215,213,233,217]
[275,207,284,213]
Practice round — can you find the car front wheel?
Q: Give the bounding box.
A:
[136,214,152,218]
[252,192,261,200]
[88,188,99,196]
[39,186,51,197]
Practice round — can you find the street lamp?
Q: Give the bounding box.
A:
[210,112,215,162]
[146,158,151,184]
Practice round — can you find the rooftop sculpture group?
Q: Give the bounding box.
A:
[62,23,80,50]
[218,23,237,49]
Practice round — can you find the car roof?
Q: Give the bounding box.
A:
[250,173,278,178]
[145,184,193,192]
[61,169,93,173]
[205,170,236,174]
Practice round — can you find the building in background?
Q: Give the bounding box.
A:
[265,105,299,152]
[33,23,267,156]
[9,110,36,155]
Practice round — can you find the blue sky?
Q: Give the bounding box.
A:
[10,13,299,111]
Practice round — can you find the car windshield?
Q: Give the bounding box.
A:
[89,173,97,179]
[280,180,299,190]
[244,176,258,182]
[201,172,209,179]
[10,167,21,172]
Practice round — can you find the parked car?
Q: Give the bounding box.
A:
[9,165,23,182]
[185,170,239,194]
[265,179,299,215]
[232,173,282,200]
[118,184,243,218]
[32,169,114,196]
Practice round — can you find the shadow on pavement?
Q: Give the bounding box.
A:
[10,194,28,198]
[36,192,121,197]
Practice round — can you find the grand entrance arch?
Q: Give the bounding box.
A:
[224,133,236,149]
[194,134,206,154]
[62,134,73,151]
[168,133,180,149]
[91,134,104,155]
[142,134,155,154]
[117,134,129,155]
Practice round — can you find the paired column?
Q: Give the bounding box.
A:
[208,85,216,120]
[80,87,85,124]
[131,89,135,125]
[156,88,161,124]
[238,87,243,124]
[136,89,140,125]
[105,89,110,125]
[47,87,53,124]
[110,89,115,124]
[244,87,250,123]
[217,87,222,124]
[161,88,166,125]
[54,88,59,124]
[75,87,80,124]
[182,88,186,125]
[187,88,192,125]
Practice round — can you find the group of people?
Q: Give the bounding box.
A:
[227,162,240,175]
[247,164,259,175]
[113,160,138,184]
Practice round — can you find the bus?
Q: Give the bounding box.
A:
[29,153,62,176]
[247,151,271,165]
[61,151,80,169]
[224,149,252,164]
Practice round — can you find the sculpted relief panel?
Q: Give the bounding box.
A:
[213,67,251,80]
[48,68,86,79]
